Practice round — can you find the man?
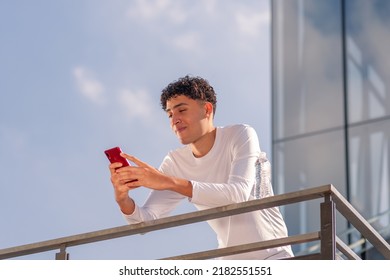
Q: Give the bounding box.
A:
[109,75,294,259]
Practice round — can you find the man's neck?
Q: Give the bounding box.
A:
[191,127,216,158]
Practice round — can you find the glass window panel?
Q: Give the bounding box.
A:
[349,119,390,230]
[273,129,347,254]
[272,0,390,259]
[272,0,344,141]
[346,0,390,123]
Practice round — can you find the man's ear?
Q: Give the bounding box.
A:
[205,102,213,116]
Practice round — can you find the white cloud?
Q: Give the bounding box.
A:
[73,66,105,104]
[236,9,270,38]
[171,32,201,52]
[200,0,217,14]
[127,0,187,24]
[118,88,153,120]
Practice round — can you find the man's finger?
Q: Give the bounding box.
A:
[121,153,147,167]
[109,162,123,174]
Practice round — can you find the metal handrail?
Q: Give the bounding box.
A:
[295,210,390,257]
[1,184,389,260]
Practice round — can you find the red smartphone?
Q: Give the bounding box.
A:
[104,146,130,168]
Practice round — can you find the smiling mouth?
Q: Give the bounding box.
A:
[176,127,186,134]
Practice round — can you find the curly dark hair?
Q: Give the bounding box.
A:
[160,75,217,115]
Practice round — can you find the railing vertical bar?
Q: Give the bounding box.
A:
[55,245,69,260]
[320,194,336,259]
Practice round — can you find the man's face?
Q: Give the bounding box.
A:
[165,95,211,145]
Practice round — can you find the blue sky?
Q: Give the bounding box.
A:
[0,0,271,259]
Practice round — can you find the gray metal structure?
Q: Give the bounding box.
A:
[1,184,389,260]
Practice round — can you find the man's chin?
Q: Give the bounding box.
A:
[178,137,191,145]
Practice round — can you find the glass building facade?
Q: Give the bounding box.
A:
[271,0,390,259]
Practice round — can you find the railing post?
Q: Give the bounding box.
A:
[320,194,336,259]
[55,245,69,260]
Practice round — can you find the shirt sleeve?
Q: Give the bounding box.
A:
[190,125,260,208]
[123,187,186,224]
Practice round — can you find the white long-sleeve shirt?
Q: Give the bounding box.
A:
[124,124,294,259]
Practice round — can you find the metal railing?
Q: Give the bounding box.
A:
[1,184,390,260]
[295,208,390,258]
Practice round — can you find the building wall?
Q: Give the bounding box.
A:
[271,0,390,258]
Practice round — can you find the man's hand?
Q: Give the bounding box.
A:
[109,161,138,215]
[114,153,169,190]
[109,153,193,214]
[118,153,193,197]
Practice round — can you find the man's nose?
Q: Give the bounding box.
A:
[172,114,181,125]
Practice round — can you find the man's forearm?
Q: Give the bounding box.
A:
[166,176,193,198]
[117,196,136,215]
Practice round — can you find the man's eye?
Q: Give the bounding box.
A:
[179,109,186,113]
